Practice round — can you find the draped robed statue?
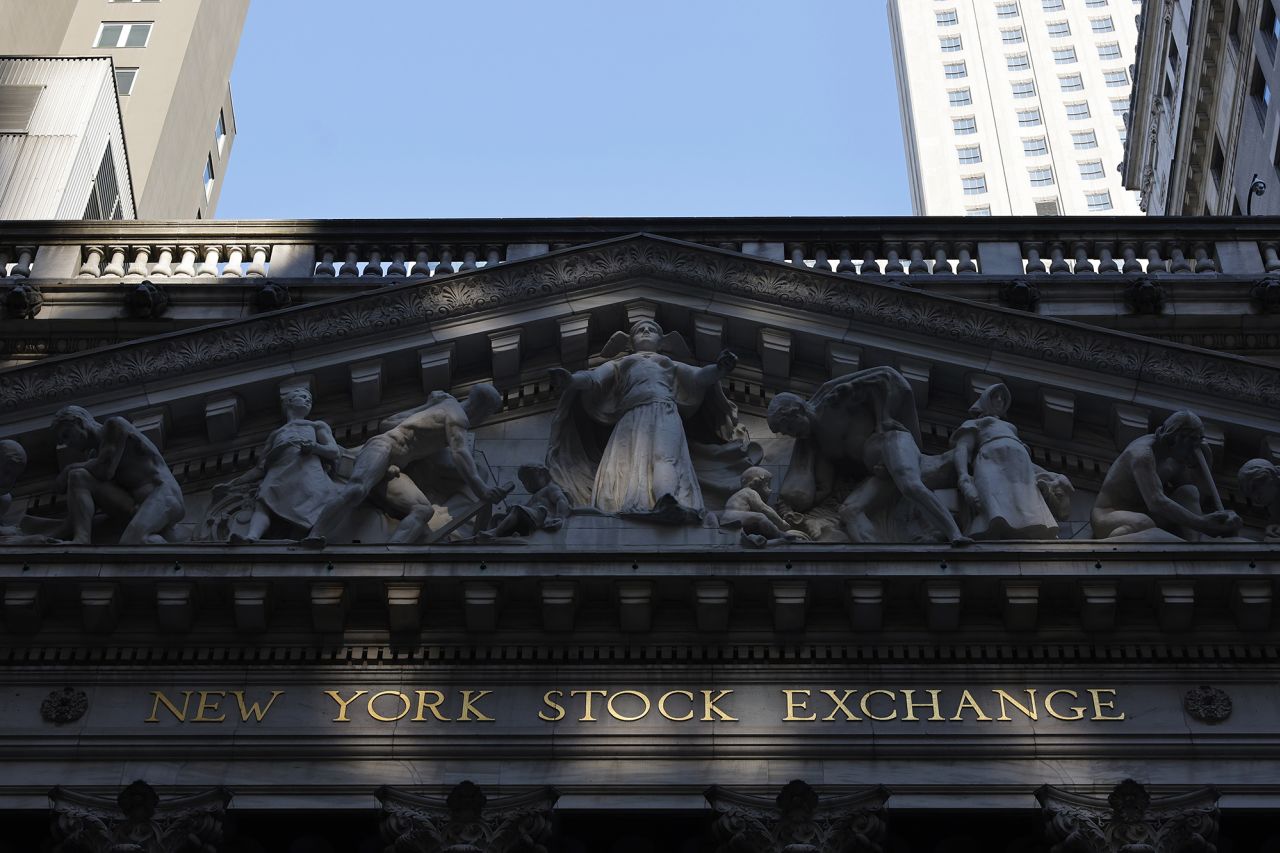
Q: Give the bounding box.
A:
[546,319,753,524]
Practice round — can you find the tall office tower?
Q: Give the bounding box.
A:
[0,0,249,219]
[889,0,1143,215]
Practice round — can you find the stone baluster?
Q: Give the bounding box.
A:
[787,242,807,267]
[196,245,222,277]
[1072,242,1096,274]
[484,244,503,267]
[362,246,384,277]
[956,242,977,273]
[1169,243,1192,273]
[885,246,905,275]
[246,245,269,277]
[125,245,151,278]
[812,245,831,272]
[433,245,454,277]
[78,245,105,277]
[1097,244,1119,273]
[410,245,431,277]
[1262,243,1280,272]
[1193,242,1217,273]
[338,244,360,277]
[1145,241,1166,273]
[907,243,929,275]
[859,248,881,275]
[10,246,34,278]
[0,248,10,278]
[1121,243,1142,273]
[386,246,408,277]
[459,247,480,271]
[174,245,199,277]
[314,246,337,277]
[103,245,128,277]
[151,246,175,277]
[1048,243,1071,274]
[835,245,858,275]
[222,245,245,278]
[1024,244,1047,274]
[931,243,953,274]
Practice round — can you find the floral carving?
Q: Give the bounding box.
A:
[49,780,231,853]
[1038,779,1219,853]
[40,686,88,724]
[376,782,558,853]
[1183,686,1232,724]
[706,780,889,853]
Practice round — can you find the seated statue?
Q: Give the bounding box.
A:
[477,463,569,540]
[52,405,186,545]
[0,439,58,545]
[767,367,969,545]
[950,383,1073,540]
[1237,457,1280,540]
[1091,410,1242,541]
[719,466,810,548]
[210,387,341,543]
[305,385,506,546]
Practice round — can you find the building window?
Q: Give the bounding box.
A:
[1263,2,1280,56]
[1066,101,1091,120]
[1047,20,1071,37]
[1011,80,1036,98]
[203,154,215,199]
[966,205,993,215]
[114,67,138,95]
[1079,159,1105,180]
[1053,47,1077,63]
[962,175,988,194]
[1211,139,1225,187]
[1085,0,1109,6]
[940,35,963,52]
[1017,108,1043,127]
[1104,69,1129,87]
[94,21,152,47]
[953,116,978,134]
[936,9,959,25]
[958,144,982,164]
[1007,53,1030,70]
[996,2,1020,17]
[1085,190,1114,210]
[1029,166,1055,186]
[1110,97,1128,117]
[1072,129,1099,148]
[1042,0,1064,9]
[1035,199,1061,215]
[1060,73,1084,91]
[1252,62,1271,123]
[1118,125,1127,144]
[1091,16,1116,33]
[0,85,42,133]
[83,147,123,220]
[944,61,968,78]
[1230,1,1244,49]
[1098,41,1123,60]
[215,109,226,154]
[1023,136,1048,156]
[1002,28,1025,44]
[949,88,973,106]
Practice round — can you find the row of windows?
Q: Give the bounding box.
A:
[946,41,1124,69]
[962,190,1113,214]
[952,101,1105,132]
[997,0,1113,16]
[940,18,1115,40]
[953,150,1105,178]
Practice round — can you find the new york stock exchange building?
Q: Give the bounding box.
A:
[2,218,1280,853]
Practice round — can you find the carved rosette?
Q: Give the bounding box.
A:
[376,781,559,853]
[40,686,88,724]
[705,780,890,853]
[1037,779,1219,853]
[1183,686,1232,724]
[49,780,231,853]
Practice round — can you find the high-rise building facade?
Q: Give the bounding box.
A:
[889,0,1143,215]
[0,0,248,219]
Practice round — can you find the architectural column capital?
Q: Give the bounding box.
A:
[705,780,890,853]
[377,781,559,853]
[49,779,231,853]
[1037,779,1219,853]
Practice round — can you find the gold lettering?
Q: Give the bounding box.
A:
[192,690,226,723]
[859,689,898,721]
[412,690,450,722]
[783,689,817,721]
[657,690,694,722]
[1089,688,1124,721]
[993,689,1038,721]
[324,689,368,722]
[539,690,566,722]
[570,689,608,721]
[701,689,737,721]
[145,690,192,723]
[368,690,411,722]
[1044,689,1086,721]
[820,689,861,721]
[607,690,651,722]
[950,689,993,721]
[232,690,284,722]
[459,690,494,722]
[901,689,944,721]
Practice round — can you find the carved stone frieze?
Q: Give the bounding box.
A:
[3,236,1280,414]
[49,779,231,853]
[1037,779,1218,853]
[376,781,559,853]
[705,780,890,853]
[40,686,87,724]
[1183,686,1232,723]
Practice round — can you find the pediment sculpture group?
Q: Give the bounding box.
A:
[0,320,1272,548]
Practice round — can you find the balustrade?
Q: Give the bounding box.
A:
[74,244,274,278]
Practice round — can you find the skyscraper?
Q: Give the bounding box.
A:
[889,0,1142,215]
[0,0,249,219]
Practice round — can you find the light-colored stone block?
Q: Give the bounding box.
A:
[616,581,653,632]
[541,581,577,632]
[156,583,196,633]
[3,583,42,634]
[771,581,807,632]
[1156,580,1195,631]
[922,581,961,631]
[741,242,785,260]
[81,583,119,634]
[976,241,1024,275]
[898,358,931,410]
[233,582,270,633]
[267,244,316,277]
[204,393,243,443]
[847,581,883,631]
[386,583,422,633]
[129,406,170,451]
[558,315,591,366]
[1111,404,1150,451]
[694,581,731,632]
[1214,240,1264,275]
[1080,582,1117,632]
[1040,389,1076,440]
[827,343,862,378]
[757,328,792,381]
[505,243,549,261]
[349,359,383,410]
[419,343,455,393]
[464,582,499,632]
[693,315,724,363]
[1002,581,1039,632]
[489,330,522,382]
[310,582,346,633]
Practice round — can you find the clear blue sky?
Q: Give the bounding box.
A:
[216,1,911,219]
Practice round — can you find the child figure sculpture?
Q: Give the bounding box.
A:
[477,463,569,540]
[720,466,810,548]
